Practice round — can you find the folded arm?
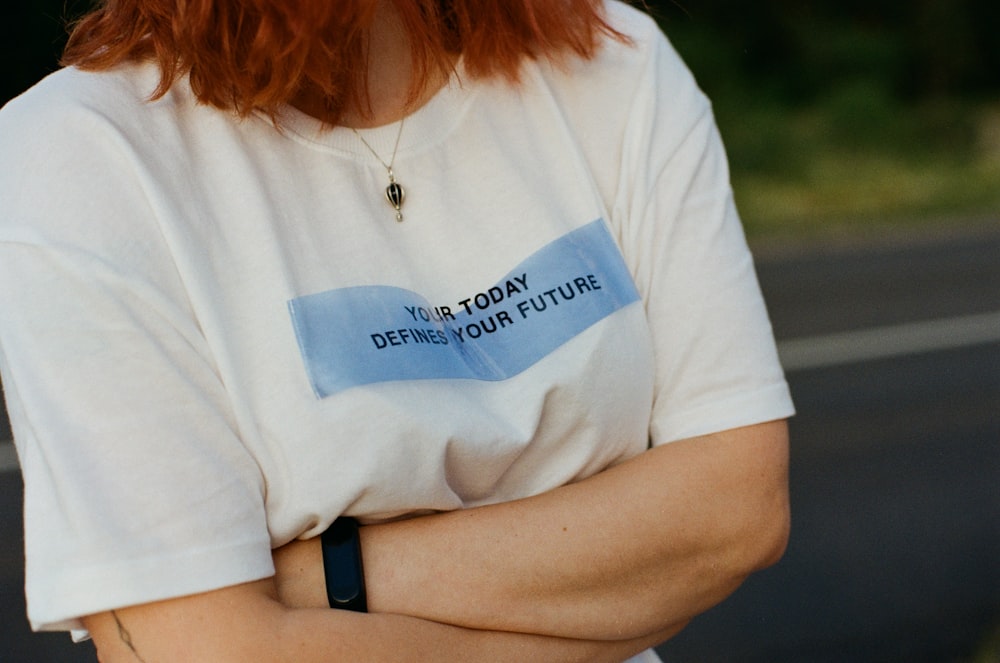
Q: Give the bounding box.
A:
[83,581,684,663]
[83,419,788,660]
[283,419,790,641]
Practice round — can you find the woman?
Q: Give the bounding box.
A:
[0,0,793,660]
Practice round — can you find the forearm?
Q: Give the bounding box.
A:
[366,421,788,640]
[278,420,790,642]
[84,579,684,663]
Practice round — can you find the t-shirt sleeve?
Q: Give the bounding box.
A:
[610,20,794,445]
[0,75,274,632]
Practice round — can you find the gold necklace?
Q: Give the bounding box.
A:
[352,119,406,222]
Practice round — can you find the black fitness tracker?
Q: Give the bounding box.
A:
[320,517,367,612]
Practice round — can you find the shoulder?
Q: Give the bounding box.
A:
[598,1,692,79]
[0,64,184,249]
[0,60,242,177]
[0,61,244,233]
[1,62,167,135]
[604,0,664,43]
[0,63,158,185]
[0,63,183,196]
[531,2,705,124]
[521,2,711,206]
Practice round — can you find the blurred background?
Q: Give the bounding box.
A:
[650,0,1000,239]
[1,1,998,661]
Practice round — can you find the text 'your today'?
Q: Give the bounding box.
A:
[369,273,603,349]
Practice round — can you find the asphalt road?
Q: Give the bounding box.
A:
[657,223,1000,663]
[1,222,998,662]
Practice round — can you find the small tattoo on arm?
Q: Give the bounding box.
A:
[111,610,148,663]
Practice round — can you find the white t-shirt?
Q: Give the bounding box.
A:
[0,2,793,655]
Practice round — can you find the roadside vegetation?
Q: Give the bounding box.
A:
[719,91,1000,239]
[650,0,1000,240]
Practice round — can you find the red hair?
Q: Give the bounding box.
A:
[62,0,627,123]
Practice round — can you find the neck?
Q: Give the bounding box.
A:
[294,3,452,129]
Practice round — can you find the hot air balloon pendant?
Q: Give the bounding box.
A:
[385,168,404,222]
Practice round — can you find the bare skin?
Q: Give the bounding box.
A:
[273,421,789,641]
[85,420,788,662]
[291,0,454,128]
[89,592,686,663]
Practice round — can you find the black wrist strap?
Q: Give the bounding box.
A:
[320,517,367,612]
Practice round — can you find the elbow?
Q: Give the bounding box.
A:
[701,491,789,611]
[751,487,791,571]
[699,485,788,620]
[741,421,792,573]
[713,466,791,591]
[628,495,790,641]
[738,456,791,575]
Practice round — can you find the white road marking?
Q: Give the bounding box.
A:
[778,311,1000,372]
[2,312,998,473]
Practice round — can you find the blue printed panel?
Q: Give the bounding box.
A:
[288,219,640,398]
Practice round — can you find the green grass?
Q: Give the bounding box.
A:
[733,144,1000,236]
[717,94,1000,240]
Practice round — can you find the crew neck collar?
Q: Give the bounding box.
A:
[268,61,475,159]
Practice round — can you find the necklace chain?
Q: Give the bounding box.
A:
[352,119,406,222]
